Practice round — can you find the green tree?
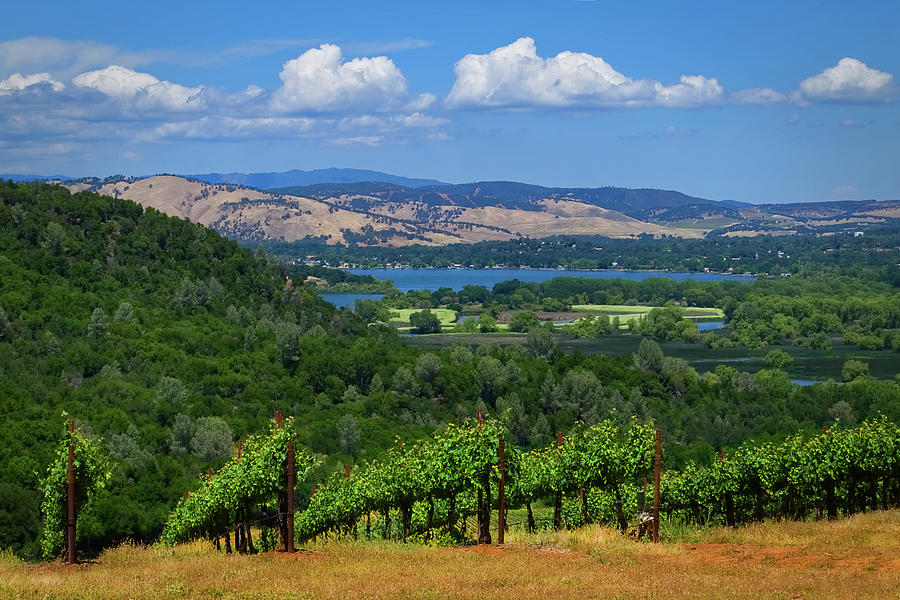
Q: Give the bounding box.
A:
[0,307,11,342]
[809,332,832,351]
[842,360,869,382]
[409,309,441,334]
[337,414,361,456]
[275,321,301,367]
[190,417,233,461]
[633,338,664,373]
[87,307,108,338]
[113,302,134,323]
[414,353,442,382]
[508,310,540,332]
[764,349,794,369]
[527,327,559,362]
[477,312,498,333]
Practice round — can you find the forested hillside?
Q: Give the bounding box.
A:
[1,182,898,560]
[0,181,377,556]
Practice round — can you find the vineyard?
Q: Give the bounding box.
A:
[46,414,899,557]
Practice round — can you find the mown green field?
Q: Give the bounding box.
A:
[390,308,459,331]
[571,304,724,322]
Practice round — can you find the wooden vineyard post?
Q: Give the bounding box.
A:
[652,429,662,543]
[476,410,489,544]
[66,420,76,565]
[286,440,295,552]
[553,432,563,530]
[284,410,295,552]
[498,437,506,544]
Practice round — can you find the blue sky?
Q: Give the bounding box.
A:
[0,0,897,203]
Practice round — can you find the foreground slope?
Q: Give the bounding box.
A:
[3,512,898,599]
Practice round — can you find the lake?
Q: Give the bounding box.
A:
[319,293,384,309]
[345,268,752,293]
[319,268,751,307]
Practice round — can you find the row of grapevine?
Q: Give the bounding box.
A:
[160,417,318,550]
[296,418,657,542]
[659,417,899,525]
[297,417,508,543]
[511,421,656,532]
[158,416,897,549]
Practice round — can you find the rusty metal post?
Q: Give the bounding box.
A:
[345,463,351,478]
[286,440,295,552]
[66,420,76,564]
[498,437,506,544]
[184,490,189,500]
[557,431,563,448]
[237,439,242,460]
[275,410,282,428]
[652,429,662,543]
[476,409,484,542]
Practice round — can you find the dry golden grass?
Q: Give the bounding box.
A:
[2,512,898,600]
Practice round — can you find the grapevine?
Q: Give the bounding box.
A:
[39,420,113,560]
[160,416,318,546]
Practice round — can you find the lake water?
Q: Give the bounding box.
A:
[320,269,751,309]
[346,268,752,293]
[319,293,384,308]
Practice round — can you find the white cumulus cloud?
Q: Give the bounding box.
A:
[272,44,409,113]
[73,65,207,111]
[795,57,894,103]
[444,37,723,109]
[0,72,65,94]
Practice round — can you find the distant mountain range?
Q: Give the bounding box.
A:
[1,173,77,182]
[2,168,444,188]
[182,168,445,189]
[270,180,748,223]
[58,174,900,247]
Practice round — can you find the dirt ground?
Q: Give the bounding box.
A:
[3,512,898,600]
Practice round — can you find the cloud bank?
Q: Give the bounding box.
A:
[445,38,723,109]
[795,57,894,103]
[272,43,411,113]
[0,34,896,165]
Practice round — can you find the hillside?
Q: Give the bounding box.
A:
[58,175,900,247]
[0,181,382,557]
[62,176,711,245]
